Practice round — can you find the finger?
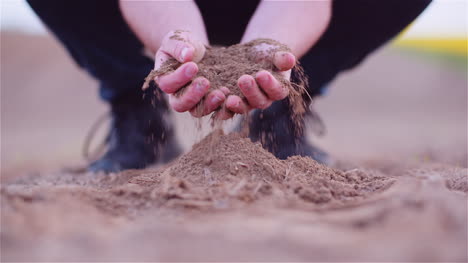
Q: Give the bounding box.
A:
[219,86,231,96]
[204,90,226,114]
[225,95,250,114]
[255,70,289,100]
[161,30,206,63]
[161,37,194,63]
[273,51,296,71]
[154,49,172,70]
[156,62,198,94]
[238,75,271,109]
[190,90,225,117]
[169,77,210,112]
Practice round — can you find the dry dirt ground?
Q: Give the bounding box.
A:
[1,32,467,262]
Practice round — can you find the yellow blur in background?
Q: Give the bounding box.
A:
[396,37,466,57]
[393,1,467,57]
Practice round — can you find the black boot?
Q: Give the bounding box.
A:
[88,85,181,173]
[247,99,331,165]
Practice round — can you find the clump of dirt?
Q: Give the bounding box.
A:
[143,38,308,118]
[445,173,468,193]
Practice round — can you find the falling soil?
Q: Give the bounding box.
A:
[143,38,308,117]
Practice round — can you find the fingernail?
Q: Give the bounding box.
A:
[185,65,197,77]
[211,95,223,104]
[257,74,269,84]
[241,78,252,88]
[180,47,189,61]
[276,51,287,58]
[220,87,231,95]
[195,81,205,92]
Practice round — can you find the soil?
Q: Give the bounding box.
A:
[2,131,467,261]
[129,130,395,208]
[144,38,307,117]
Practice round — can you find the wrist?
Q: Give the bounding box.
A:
[119,0,209,54]
[240,0,332,58]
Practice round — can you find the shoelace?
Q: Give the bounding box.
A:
[82,111,111,163]
[59,112,110,174]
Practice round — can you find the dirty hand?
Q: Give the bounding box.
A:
[154,30,227,117]
[217,43,296,119]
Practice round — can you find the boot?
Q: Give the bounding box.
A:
[88,85,181,173]
[247,99,331,165]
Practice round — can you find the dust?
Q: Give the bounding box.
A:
[169,29,187,42]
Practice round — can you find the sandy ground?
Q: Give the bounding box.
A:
[1,32,467,261]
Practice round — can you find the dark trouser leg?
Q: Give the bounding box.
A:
[250,0,432,162]
[27,0,180,172]
[26,0,153,103]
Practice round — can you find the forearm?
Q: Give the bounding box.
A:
[241,0,332,58]
[119,0,208,54]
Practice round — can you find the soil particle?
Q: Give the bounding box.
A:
[445,172,468,193]
[169,30,187,42]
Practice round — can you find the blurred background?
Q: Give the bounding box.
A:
[1,0,467,178]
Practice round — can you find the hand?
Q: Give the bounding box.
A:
[154,30,227,117]
[215,42,296,120]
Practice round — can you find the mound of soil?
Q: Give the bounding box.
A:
[144,38,307,116]
[2,131,467,261]
[125,130,394,209]
[2,131,394,215]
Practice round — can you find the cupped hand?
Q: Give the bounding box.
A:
[215,43,296,120]
[154,30,226,117]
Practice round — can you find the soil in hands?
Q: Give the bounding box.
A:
[143,38,308,117]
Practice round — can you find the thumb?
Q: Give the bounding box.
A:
[273,51,296,71]
[160,30,206,63]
